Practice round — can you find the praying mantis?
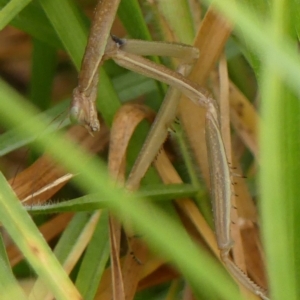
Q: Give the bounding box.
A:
[70,0,269,299]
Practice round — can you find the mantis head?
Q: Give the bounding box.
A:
[70,87,100,134]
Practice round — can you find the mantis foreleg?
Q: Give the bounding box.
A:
[102,36,270,300]
[70,0,121,133]
[108,36,199,190]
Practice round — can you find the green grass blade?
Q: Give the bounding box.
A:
[26,184,198,215]
[30,211,103,299]
[54,212,93,262]
[0,233,27,300]
[0,256,28,300]
[0,172,81,300]
[96,69,121,126]
[0,0,63,48]
[0,0,32,30]
[291,0,300,37]
[38,0,88,69]
[0,68,157,154]
[76,211,110,300]
[259,1,299,299]
[118,0,152,40]
[112,72,156,103]
[202,0,300,298]
[0,234,9,267]
[154,0,195,43]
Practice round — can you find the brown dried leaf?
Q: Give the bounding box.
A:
[9,123,109,205]
[108,103,155,300]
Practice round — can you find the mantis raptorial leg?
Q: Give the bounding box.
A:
[71,1,269,299]
[70,0,121,133]
[103,38,269,300]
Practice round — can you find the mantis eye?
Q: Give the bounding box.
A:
[69,105,84,125]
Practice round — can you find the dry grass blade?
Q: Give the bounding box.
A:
[107,103,155,300]
[95,255,167,299]
[108,103,155,181]
[178,5,232,186]
[137,264,178,291]
[31,211,103,300]
[108,215,125,300]
[9,123,109,205]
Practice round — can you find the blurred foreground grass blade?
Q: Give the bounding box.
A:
[1,66,159,154]
[0,0,62,48]
[203,0,300,98]
[0,172,82,300]
[0,77,240,299]
[0,100,69,157]
[0,0,31,29]
[232,1,270,74]
[291,0,300,37]
[261,79,300,300]
[0,256,28,300]
[76,211,110,300]
[203,0,300,298]
[0,233,9,267]
[260,1,300,299]
[0,233,27,300]
[29,212,104,299]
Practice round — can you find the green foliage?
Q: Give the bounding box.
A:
[0,0,298,299]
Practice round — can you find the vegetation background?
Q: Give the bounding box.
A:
[0,0,299,299]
